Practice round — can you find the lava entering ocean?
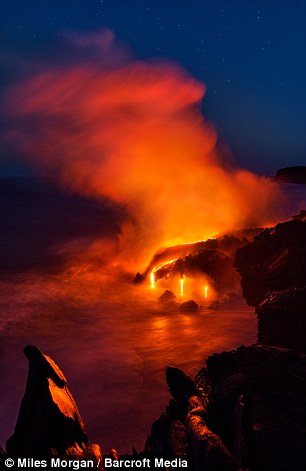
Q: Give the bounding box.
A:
[2,30,284,274]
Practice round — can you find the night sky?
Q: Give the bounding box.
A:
[1,0,305,175]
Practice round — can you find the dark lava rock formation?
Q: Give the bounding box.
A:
[158,290,177,304]
[257,287,306,351]
[179,300,199,312]
[6,345,101,463]
[275,166,306,184]
[235,218,306,351]
[144,348,306,471]
[145,366,239,470]
[293,209,306,221]
[234,219,306,307]
[196,345,306,471]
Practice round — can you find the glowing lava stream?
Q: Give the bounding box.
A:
[180,277,184,297]
[149,258,211,301]
[149,258,178,289]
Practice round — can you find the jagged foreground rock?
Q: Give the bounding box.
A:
[196,346,306,470]
[144,350,306,471]
[6,344,306,470]
[6,345,101,463]
[145,367,239,470]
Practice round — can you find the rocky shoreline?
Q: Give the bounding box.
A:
[2,217,306,470]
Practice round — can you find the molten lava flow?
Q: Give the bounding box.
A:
[150,259,178,286]
[2,30,284,273]
[148,250,215,302]
[180,277,184,297]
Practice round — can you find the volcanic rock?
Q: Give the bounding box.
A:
[146,367,239,470]
[142,229,262,292]
[166,367,200,408]
[179,300,198,312]
[234,219,306,307]
[6,345,89,458]
[196,345,306,471]
[186,395,238,471]
[144,412,187,459]
[275,166,306,184]
[158,290,176,303]
[184,249,240,292]
[133,272,144,283]
[208,292,241,310]
[144,396,186,458]
[256,287,306,352]
[293,209,306,221]
[146,346,306,470]
[235,218,306,351]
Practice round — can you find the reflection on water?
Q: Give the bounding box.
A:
[0,263,257,453]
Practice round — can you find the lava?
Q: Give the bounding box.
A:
[180,277,184,297]
[150,258,178,285]
[148,254,213,302]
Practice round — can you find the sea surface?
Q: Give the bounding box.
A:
[0,178,305,453]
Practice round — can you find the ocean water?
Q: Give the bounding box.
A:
[0,178,305,453]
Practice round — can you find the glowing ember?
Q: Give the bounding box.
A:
[204,285,208,298]
[180,277,184,297]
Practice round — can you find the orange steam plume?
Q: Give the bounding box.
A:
[3,32,283,271]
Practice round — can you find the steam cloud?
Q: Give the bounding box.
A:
[3,31,283,271]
